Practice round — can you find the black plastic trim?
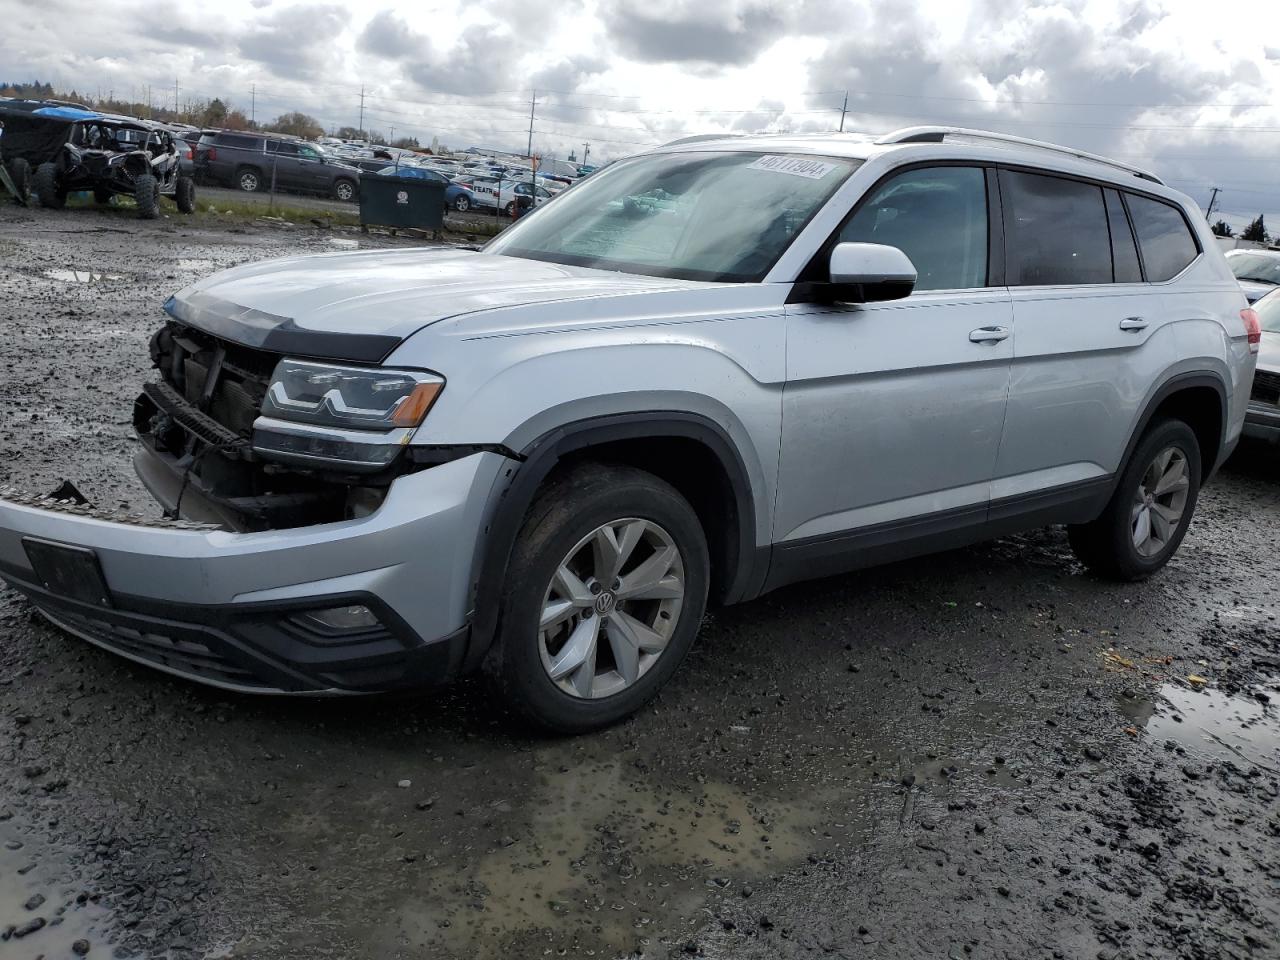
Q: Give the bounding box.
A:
[164,294,401,364]
[1121,372,1229,478]
[463,411,760,670]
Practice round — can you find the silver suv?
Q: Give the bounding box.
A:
[0,126,1260,732]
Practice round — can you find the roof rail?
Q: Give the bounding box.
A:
[662,133,741,147]
[876,126,1163,185]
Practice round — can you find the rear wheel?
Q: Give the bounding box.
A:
[7,158,31,204]
[236,167,262,192]
[175,175,196,214]
[453,194,470,212]
[486,463,709,733]
[32,162,65,209]
[1068,418,1201,580]
[134,174,160,219]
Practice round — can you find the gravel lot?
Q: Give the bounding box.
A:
[1,204,1277,960]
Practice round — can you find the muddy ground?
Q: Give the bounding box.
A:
[0,205,1277,960]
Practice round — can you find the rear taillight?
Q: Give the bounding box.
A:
[206,147,217,161]
[1242,308,1261,353]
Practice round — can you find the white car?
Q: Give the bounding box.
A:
[1224,249,1280,302]
[455,175,553,214]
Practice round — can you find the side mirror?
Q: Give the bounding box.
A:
[826,242,917,303]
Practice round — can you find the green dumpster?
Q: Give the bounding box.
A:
[358,173,445,230]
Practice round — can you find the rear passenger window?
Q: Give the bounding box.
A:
[1126,194,1199,281]
[839,166,988,290]
[1004,171,1111,285]
[1105,190,1142,283]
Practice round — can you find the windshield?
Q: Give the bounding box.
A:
[485,151,860,282]
[1228,252,1280,285]
[1257,291,1280,333]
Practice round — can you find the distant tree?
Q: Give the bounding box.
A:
[391,136,421,150]
[200,98,228,127]
[223,109,251,131]
[335,126,366,141]
[1211,219,1235,238]
[270,111,324,140]
[369,130,388,146]
[1242,214,1269,243]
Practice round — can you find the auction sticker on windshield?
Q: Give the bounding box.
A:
[748,156,838,179]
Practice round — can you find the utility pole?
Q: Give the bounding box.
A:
[1205,186,1221,219]
[527,89,537,158]
[582,142,590,165]
[838,90,849,133]
[174,78,180,118]
[250,83,256,125]
[358,85,365,137]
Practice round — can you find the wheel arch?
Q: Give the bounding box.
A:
[462,412,765,671]
[1121,370,1228,483]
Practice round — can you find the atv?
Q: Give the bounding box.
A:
[29,114,195,219]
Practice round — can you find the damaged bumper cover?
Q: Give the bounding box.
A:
[0,452,507,693]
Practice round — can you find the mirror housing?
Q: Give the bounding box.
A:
[824,242,917,303]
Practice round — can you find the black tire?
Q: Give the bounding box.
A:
[504,200,516,217]
[32,162,65,209]
[135,174,160,219]
[453,194,470,212]
[236,167,262,193]
[486,463,710,734]
[1068,418,1201,581]
[7,158,31,204]
[175,175,196,214]
[333,178,357,202]
[93,188,113,205]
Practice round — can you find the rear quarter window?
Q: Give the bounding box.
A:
[1125,194,1199,282]
[215,134,261,150]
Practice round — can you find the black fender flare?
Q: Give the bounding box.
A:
[462,412,760,671]
[1118,371,1229,482]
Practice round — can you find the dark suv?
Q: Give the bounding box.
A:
[195,131,360,202]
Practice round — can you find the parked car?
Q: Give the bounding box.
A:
[1224,249,1280,302]
[453,174,553,214]
[0,127,1258,732]
[1243,287,1280,443]
[195,131,360,201]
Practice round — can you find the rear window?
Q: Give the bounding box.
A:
[1126,194,1199,281]
[214,134,261,150]
[1004,171,1112,286]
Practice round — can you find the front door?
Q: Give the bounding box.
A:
[775,165,1013,575]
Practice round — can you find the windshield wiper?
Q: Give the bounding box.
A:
[1237,275,1280,285]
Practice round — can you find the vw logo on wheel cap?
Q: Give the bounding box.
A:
[593,592,617,616]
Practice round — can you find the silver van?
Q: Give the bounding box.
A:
[0,126,1260,731]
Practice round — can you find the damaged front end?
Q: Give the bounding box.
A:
[134,318,445,532]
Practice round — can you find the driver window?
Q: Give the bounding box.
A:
[298,145,321,160]
[839,166,989,291]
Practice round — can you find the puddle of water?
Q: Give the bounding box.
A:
[43,269,124,283]
[0,816,118,956]
[1119,677,1280,768]
[385,761,829,957]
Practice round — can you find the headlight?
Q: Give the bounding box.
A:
[262,359,444,431]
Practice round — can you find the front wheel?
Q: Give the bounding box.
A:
[134,174,160,219]
[1068,418,1201,580]
[175,175,196,214]
[334,178,356,202]
[487,463,709,733]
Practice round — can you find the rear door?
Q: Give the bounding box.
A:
[991,169,1176,512]
[776,165,1013,564]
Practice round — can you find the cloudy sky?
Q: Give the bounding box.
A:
[4,0,1280,226]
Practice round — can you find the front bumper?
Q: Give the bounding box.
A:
[1243,401,1280,443]
[0,452,506,693]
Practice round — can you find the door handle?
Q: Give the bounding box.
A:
[1119,317,1149,331]
[969,326,1010,344]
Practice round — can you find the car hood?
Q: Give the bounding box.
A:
[164,248,703,363]
[1237,278,1277,303]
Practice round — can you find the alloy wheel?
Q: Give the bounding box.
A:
[1131,445,1190,557]
[538,518,685,700]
